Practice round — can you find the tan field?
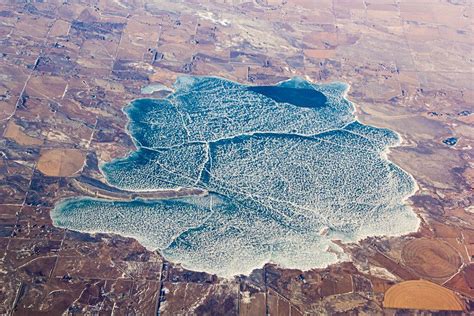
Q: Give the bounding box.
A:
[4,121,43,146]
[383,280,464,311]
[37,149,86,177]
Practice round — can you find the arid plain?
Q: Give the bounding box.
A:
[0,0,473,315]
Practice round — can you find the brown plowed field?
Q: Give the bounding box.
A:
[401,238,462,279]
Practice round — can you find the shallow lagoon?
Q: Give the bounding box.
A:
[52,76,420,277]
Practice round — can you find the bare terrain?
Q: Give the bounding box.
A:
[0,0,472,315]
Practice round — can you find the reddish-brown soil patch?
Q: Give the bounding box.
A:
[239,292,266,316]
[444,264,474,298]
